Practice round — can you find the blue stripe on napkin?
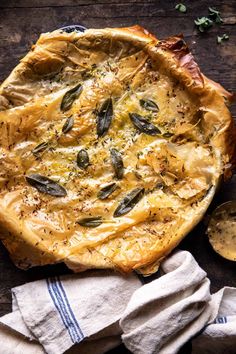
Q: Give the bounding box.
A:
[55,276,84,338]
[47,276,84,343]
[214,316,227,324]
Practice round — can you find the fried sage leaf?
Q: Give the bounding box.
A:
[26,174,67,197]
[163,132,174,138]
[60,84,83,112]
[129,113,161,136]
[97,183,117,200]
[77,216,102,227]
[113,187,145,217]
[62,116,74,134]
[77,149,90,169]
[140,99,159,112]
[97,98,113,137]
[110,148,124,179]
[32,142,48,156]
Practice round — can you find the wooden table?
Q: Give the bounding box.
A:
[0,1,235,353]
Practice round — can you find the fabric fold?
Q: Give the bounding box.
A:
[192,286,236,354]
[0,250,236,354]
[0,270,141,354]
[120,250,214,354]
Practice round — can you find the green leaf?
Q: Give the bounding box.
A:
[32,142,49,156]
[110,148,124,180]
[129,113,161,136]
[217,34,229,44]
[77,149,90,169]
[97,183,117,200]
[139,99,159,112]
[163,132,174,138]
[194,17,213,32]
[96,98,113,137]
[77,217,102,227]
[62,116,74,134]
[175,3,187,13]
[113,188,145,217]
[60,84,83,112]
[208,7,223,24]
[26,174,67,197]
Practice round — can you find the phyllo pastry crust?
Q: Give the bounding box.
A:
[0,26,234,273]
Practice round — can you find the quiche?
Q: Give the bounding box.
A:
[0,26,234,274]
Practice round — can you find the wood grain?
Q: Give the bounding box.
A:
[0,0,235,341]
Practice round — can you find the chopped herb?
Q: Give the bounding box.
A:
[217,34,229,44]
[175,3,187,13]
[208,7,223,24]
[195,17,213,32]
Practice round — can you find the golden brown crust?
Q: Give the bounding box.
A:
[151,33,235,179]
[113,25,158,42]
[0,26,234,274]
[157,35,204,86]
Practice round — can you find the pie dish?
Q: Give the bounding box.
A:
[0,26,234,274]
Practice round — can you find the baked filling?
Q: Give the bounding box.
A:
[0,26,234,273]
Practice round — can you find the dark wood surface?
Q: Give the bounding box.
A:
[0,1,235,348]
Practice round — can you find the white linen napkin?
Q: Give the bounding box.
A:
[192,287,236,354]
[0,270,141,354]
[120,250,214,354]
[0,250,236,354]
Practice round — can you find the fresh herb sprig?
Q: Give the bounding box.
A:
[208,7,223,24]
[194,7,222,33]
[194,17,213,32]
[194,6,228,42]
[175,3,187,13]
[217,34,229,44]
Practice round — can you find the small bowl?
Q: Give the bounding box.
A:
[59,25,86,33]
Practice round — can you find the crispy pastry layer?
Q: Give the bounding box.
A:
[0,26,234,273]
